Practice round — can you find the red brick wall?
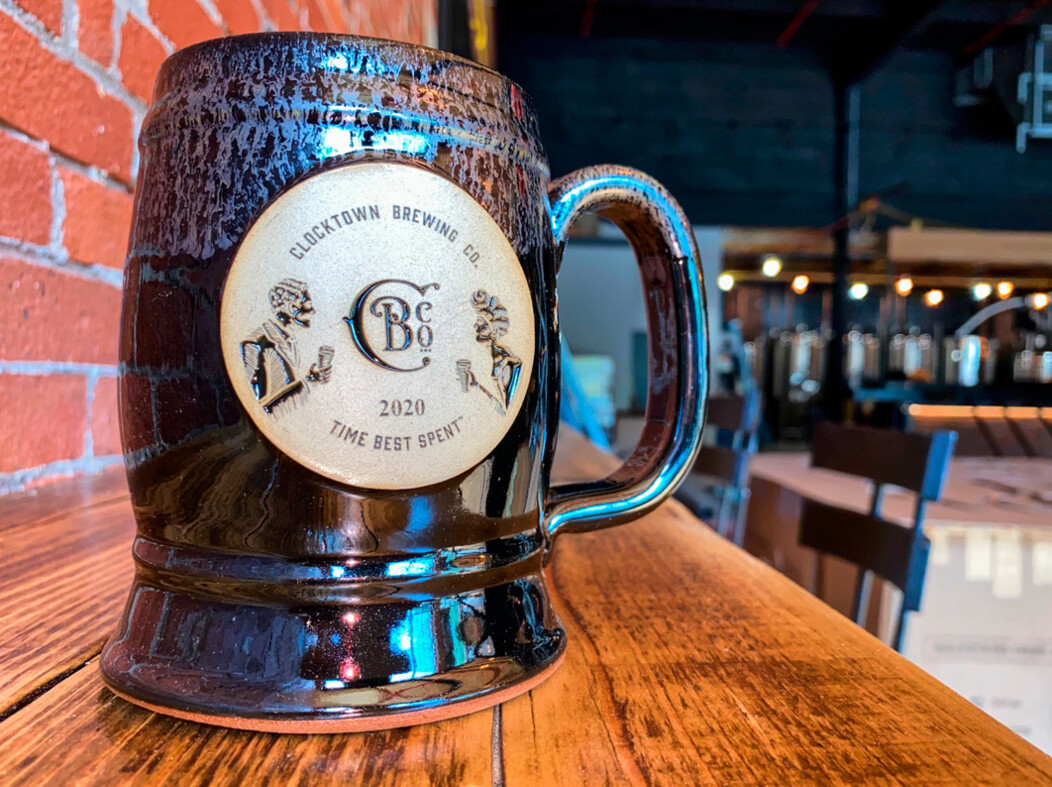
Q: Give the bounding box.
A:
[0,0,436,492]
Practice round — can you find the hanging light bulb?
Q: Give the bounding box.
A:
[761,254,783,277]
[848,282,869,300]
[894,275,913,296]
[924,289,944,307]
[972,282,992,301]
[996,281,1014,299]
[717,273,735,292]
[1031,292,1050,311]
[791,274,810,294]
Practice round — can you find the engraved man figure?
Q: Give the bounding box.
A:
[240,278,333,415]
[457,290,522,415]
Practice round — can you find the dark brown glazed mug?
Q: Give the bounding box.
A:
[101,32,708,733]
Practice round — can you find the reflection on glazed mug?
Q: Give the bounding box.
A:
[101,32,708,733]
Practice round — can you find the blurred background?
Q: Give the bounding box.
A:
[1,0,1050,755]
[492,1,1052,439]
[487,0,1052,754]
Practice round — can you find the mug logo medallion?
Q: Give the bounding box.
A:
[220,163,535,490]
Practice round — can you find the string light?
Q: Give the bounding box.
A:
[1032,292,1050,310]
[972,282,992,301]
[894,275,913,296]
[996,281,1014,299]
[761,255,783,277]
[848,282,869,300]
[925,289,944,307]
[791,274,809,294]
[717,273,735,292]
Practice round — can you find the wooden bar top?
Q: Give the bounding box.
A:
[2,431,1051,785]
[750,452,1052,529]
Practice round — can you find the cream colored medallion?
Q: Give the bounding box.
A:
[221,162,535,490]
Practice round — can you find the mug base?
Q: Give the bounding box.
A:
[99,571,566,734]
[105,653,563,733]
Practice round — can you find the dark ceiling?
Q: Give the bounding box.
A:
[496,0,1052,230]
[500,1,1052,60]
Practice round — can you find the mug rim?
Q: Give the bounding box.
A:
[160,30,530,101]
[145,30,548,176]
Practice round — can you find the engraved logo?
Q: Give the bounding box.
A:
[346,279,439,373]
[220,162,535,490]
[239,278,334,416]
[456,290,522,416]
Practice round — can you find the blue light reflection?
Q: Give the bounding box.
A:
[388,607,437,682]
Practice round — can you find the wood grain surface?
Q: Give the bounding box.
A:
[2,434,1051,785]
[0,662,492,786]
[0,470,132,714]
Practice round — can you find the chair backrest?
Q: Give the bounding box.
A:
[799,499,931,617]
[706,392,762,436]
[691,444,747,485]
[679,390,761,543]
[692,390,762,484]
[810,423,956,501]
[800,423,957,651]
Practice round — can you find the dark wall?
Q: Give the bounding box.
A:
[499,34,1052,230]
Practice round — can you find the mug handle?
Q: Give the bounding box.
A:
[544,165,708,542]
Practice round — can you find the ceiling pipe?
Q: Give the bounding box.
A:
[580,0,597,37]
[777,0,821,47]
[954,294,1052,337]
[964,0,1051,56]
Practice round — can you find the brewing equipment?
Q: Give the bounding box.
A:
[943,336,998,386]
[888,329,936,382]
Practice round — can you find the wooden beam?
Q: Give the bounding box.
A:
[888,227,1052,265]
[722,271,1052,288]
[721,227,880,258]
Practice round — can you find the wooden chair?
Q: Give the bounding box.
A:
[797,423,957,652]
[675,390,761,545]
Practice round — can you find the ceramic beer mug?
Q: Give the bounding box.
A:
[102,32,707,732]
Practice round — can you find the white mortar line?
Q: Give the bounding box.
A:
[113,0,174,53]
[0,455,123,494]
[84,366,101,456]
[61,0,77,48]
[49,160,66,255]
[108,0,122,70]
[0,239,124,287]
[0,361,120,376]
[194,0,228,32]
[250,0,275,32]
